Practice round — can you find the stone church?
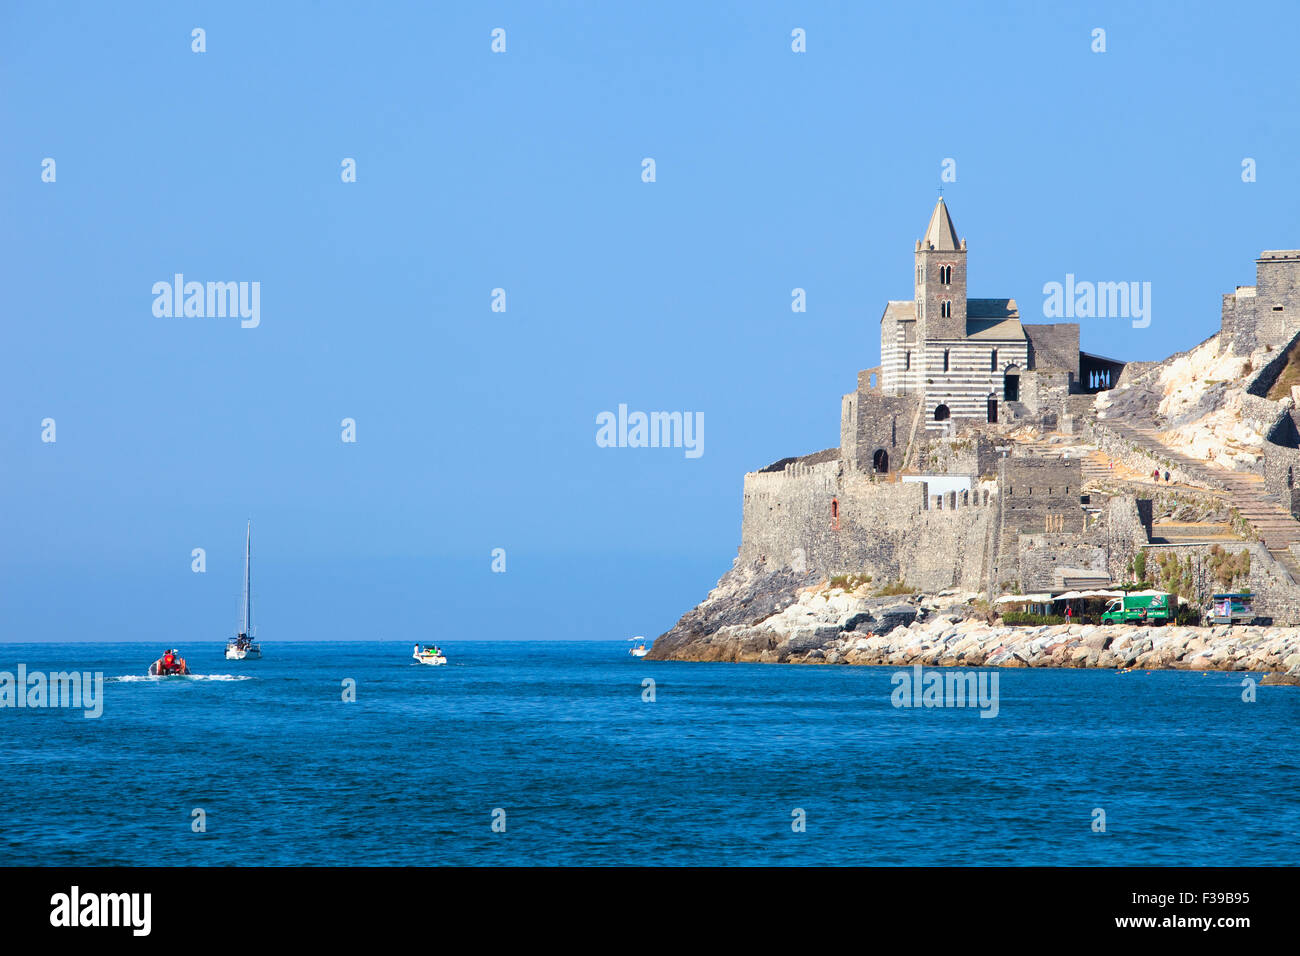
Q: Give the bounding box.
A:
[877,197,1110,431]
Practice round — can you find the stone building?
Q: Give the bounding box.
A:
[718,204,1300,618]
[1219,250,1300,354]
[878,198,1089,430]
[738,197,1172,597]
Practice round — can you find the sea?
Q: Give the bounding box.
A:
[1,641,1296,866]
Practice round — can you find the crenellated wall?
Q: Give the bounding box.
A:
[739,458,1000,592]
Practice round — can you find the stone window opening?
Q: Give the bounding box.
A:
[934,404,950,422]
[905,351,911,371]
[939,265,952,285]
[943,349,950,372]
[940,300,952,318]
[830,497,840,531]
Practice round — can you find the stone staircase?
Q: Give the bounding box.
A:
[1103,420,1300,582]
[1077,450,1117,486]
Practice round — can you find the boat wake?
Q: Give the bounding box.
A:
[108,674,254,683]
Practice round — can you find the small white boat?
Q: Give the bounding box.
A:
[413,643,447,666]
[628,636,649,657]
[225,521,262,661]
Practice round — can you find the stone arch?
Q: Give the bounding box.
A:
[934,404,951,422]
[872,448,889,473]
[1003,365,1020,402]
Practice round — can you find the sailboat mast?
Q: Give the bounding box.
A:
[243,520,252,636]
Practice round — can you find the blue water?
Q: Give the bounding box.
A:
[1,641,1296,866]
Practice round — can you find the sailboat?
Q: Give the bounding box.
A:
[225,521,262,660]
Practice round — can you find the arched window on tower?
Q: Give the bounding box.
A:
[830,497,840,531]
[940,300,952,318]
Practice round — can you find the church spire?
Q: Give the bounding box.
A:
[921,196,961,251]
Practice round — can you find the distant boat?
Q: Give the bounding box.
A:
[628,637,649,657]
[413,643,447,666]
[148,649,191,676]
[225,521,262,661]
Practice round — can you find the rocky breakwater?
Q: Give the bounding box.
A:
[648,569,1300,684]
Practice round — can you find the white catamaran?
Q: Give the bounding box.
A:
[225,521,262,660]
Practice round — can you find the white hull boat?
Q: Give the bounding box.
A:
[225,521,263,661]
[413,644,447,666]
[628,636,649,657]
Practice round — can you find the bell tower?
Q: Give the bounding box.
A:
[914,197,967,342]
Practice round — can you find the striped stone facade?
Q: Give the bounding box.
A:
[918,338,1029,431]
[880,198,1070,429]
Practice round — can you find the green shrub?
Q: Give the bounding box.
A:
[1002,612,1066,626]
[828,572,872,591]
[873,579,916,597]
[1208,544,1250,589]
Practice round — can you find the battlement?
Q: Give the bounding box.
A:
[923,485,996,511]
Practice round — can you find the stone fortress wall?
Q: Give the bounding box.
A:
[738,457,999,593]
[732,201,1300,616]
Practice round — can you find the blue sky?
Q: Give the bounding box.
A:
[3,1,1298,642]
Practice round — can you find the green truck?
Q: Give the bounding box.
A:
[1101,592,1172,625]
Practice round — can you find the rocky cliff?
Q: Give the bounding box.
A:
[649,566,1300,684]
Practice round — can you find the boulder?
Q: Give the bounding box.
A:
[842,612,876,633]
[879,605,919,630]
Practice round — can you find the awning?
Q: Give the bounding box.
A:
[995,593,1052,604]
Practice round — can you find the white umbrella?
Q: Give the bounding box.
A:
[996,593,1051,604]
